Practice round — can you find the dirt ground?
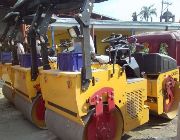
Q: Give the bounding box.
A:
[0,88,178,140]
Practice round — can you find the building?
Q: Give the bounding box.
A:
[48,17,180,54]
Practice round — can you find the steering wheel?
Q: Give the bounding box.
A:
[101,33,122,43]
[59,41,72,48]
[109,44,129,52]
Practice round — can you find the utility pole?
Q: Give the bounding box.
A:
[160,0,172,22]
[161,0,164,19]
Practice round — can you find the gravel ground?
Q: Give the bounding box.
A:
[123,115,177,140]
[0,89,178,140]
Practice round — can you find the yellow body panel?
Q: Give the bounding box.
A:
[40,64,149,132]
[146,69,179,115]
[12,65,41,102]
[124,79,149,131]
[41,66,121,124]
[2,63,14,85]
[175,82,180,98]
[0,64,2,79]
[179,67,180,81]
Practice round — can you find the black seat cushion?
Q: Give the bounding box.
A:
[133,53,177,75]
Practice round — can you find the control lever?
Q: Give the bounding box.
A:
[113,49,118,74]
[122,64,129,72]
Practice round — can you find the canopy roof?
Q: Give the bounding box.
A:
[12,0,108,16]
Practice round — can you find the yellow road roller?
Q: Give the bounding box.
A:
[11,0,180,139]
[8,1,58,128]
[0,12,21,103]
[40,42,180,140]
[12,55,56,128]
[0,12,51,128]
[0,11,41,104]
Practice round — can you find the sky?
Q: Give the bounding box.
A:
[94,0,180,22]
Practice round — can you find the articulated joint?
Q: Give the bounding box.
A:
[88,87,115,117]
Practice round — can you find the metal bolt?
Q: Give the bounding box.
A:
[95,95,99,99]
[99,97,102,101]
[78,14,82,17]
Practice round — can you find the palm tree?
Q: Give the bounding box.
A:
[138,5,157,22]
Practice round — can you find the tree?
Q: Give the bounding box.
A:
[138,5,157,22]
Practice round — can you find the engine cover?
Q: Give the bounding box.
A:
[143,53,177,74]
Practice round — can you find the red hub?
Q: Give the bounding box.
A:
[36,97,45,121]
[87,106,116,140]
[164,76,176,113]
